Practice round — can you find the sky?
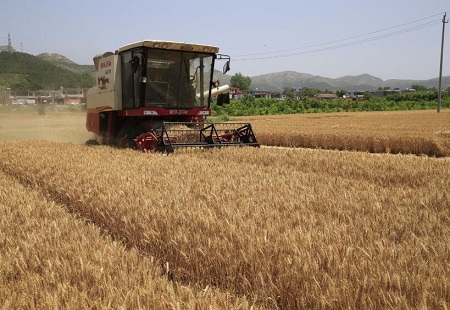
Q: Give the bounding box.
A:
[1,0,449,81]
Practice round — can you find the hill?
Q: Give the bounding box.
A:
[250,71,450,92]
[37,53,95,75]
[0,51,94,90]
[1,50,448,92]
[0,45,16,53]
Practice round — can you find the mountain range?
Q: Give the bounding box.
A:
[1,49,448,92]
[248,71,450,92]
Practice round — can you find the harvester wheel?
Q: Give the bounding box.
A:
[85,139,99,146]
[116,126,141,148]
[134,132,158,152]
[116,136,130,149]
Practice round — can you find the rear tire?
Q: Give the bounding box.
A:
[85,139,99,146]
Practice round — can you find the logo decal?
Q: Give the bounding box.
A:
[98,76,110,90]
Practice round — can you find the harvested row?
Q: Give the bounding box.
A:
[1,141,449,308]
[0,169,250,309]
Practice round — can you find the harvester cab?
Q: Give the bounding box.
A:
[85,40,259,152]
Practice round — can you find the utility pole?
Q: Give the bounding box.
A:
[437,13,448,113]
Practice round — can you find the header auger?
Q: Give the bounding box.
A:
[85,40,259,152]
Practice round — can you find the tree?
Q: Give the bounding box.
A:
[230,73,252,91]
[299,87,320,99]
[283,87,295,99]
[363,91,373,100]
[411,84,428,92]
[336,90,347,97]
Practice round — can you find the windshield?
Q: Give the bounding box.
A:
[144,49,214,108]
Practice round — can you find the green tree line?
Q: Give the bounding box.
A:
[212,90,449,117]
[0,52,94,90]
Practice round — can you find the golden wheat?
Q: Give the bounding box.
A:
[1,140,448,308]
[0,167,251,309]
[1,107,449,156]
[242,109,450,156]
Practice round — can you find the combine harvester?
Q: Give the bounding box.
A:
[85,40,259,152]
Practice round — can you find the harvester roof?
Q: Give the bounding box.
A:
[117,40,220,54]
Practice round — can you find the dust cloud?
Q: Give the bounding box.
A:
[0,105,95,144]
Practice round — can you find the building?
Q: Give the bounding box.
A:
[5,88,86,105]
[314,93,338,100]
[229,86,243,99]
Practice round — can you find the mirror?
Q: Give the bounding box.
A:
[222,60,230,74]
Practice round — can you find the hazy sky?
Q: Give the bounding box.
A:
[1,0,449,80]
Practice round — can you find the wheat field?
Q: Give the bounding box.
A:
[0,105,93,144]
[1,106,449,308]
[1,139,449,309]
[242,109,450,156]
[0,167,249,309]
[1,106,449,156]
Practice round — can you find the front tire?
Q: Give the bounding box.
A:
[116,125,143,148]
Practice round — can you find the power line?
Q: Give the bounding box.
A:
[233,12,445,61]
[234,21,440,61]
